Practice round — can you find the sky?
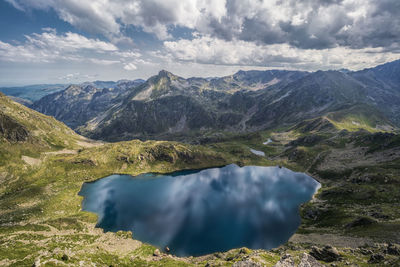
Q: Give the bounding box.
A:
[0,0,399,86]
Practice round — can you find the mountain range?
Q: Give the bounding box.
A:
[1,61,400,266]
[13,59,400,142]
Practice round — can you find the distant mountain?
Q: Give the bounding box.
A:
[79,70,239,141]
[355,60,400,90]
[32,79,144,129]
[205,69,307,92]
[349,59,400,125]
[33,69,306,141]
[248,70,368,128]
[0,84,66,102]
[81,79,146,89]
[31,60,400,142]
[0,79,146,103]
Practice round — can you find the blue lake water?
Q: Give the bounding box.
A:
[78,164,320,256]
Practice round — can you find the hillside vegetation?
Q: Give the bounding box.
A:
[1,93,400,266]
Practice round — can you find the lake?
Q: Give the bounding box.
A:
[79,164,320,256]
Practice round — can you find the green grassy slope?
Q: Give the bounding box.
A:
[1,94,399,266]
[326,104,395,133]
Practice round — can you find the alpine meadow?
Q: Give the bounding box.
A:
[1,1,400,266]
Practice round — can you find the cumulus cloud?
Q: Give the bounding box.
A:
[0,30,118,63]
[89,59,120,65]
[0,29,159,79]
[123,62,138,71]
[163,35,400,70]
[6,0,400,50]
[25,31,118,51]
[2,0,400,79]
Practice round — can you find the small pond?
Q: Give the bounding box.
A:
[79,164,320,256]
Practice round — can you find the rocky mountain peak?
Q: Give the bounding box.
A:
[29,59,400,141]
[157,69,177,79]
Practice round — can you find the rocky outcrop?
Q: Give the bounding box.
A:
[273,254,295,267]
[298,253,325,267]
[273,253,325,267]
[368,253,385,264]
[310,245,341,262]
[385,243,400,255]
[345,217,377,228]
[232,260,263,267]
[0,112,30,142]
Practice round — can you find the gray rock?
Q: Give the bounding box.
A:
[153,249,161,257]
[310,245,341,262]
[61,254,69,261]
[31,259,41,267]
[359,248,373,255]
[368,253,385,263]
[232,260,263,267]
[298,253,326,267]
[385,243,400,255]
[345,217,377,228]
[273,254,295,267]
[0,112,30,142]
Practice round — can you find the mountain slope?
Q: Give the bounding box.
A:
[32,79,144,129]
[74,70,309,141]
[79,71,244,141]
[205,69,307,92]
[0,92,79,148]
[350,59,400,125]
[248,70,369,128]
[31,60,400,142]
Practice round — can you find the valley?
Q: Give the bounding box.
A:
[1,67,400,265]
[29,60,400,143]
[1,1,400,266]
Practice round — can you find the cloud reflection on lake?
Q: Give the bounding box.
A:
[79,164,320,256]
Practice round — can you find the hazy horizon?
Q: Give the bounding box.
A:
[2,58,399,87]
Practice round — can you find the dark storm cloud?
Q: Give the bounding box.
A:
[196,0,400,50]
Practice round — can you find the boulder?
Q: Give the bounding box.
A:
[273,254,295,267]
[359,248,373,255]
[232,260,263,267]
[303,207,320,220]
[153,249,161,257]
[61,254,69,261]
[385,243,400,255]
[239,248,251,255]
[31,259,41,267]
[345,217,377,228]
[310,245,341,262]
[368,253,385,264]
[298,253,325,267]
